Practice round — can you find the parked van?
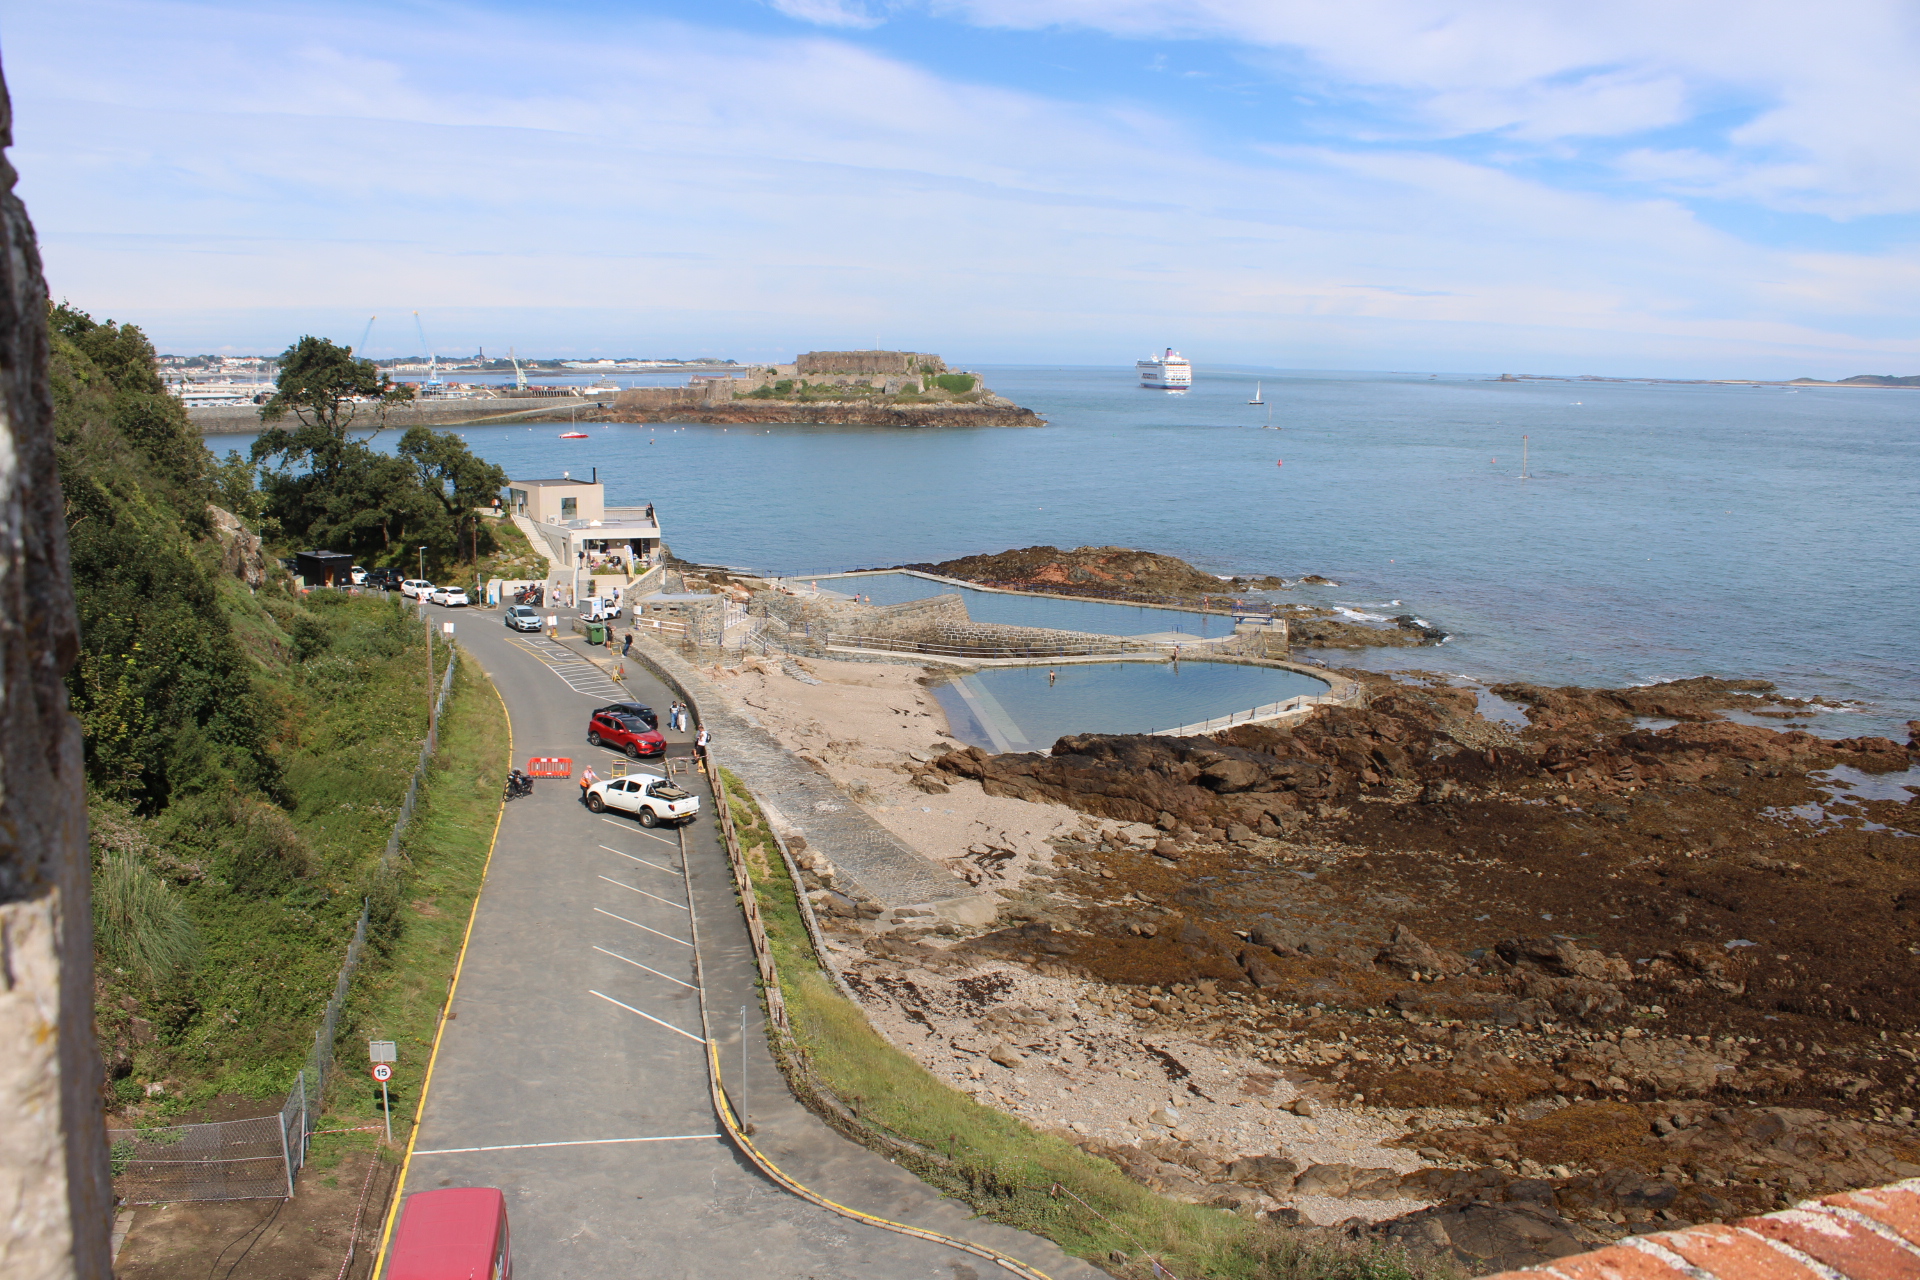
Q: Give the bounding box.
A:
[387,1187,511,1280]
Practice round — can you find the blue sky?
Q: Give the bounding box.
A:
[6,0,1918,375]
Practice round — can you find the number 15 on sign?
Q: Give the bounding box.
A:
[371,1063,394,1142]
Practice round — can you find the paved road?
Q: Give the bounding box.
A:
[386,606,1097,1279]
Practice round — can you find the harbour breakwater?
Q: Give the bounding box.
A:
[188,395,604,434]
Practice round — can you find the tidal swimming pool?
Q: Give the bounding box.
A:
[930,660,1330,754]
[815,571,1225,638]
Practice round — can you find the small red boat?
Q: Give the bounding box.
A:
[558,431,589,439]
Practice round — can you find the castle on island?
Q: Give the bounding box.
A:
[610,350,988,413]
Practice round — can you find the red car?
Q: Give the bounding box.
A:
[387,1186,511,1280]
[587,709,665,758]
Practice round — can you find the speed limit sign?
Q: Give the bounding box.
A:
[371,1063,393,1083]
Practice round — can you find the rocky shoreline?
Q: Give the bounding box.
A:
[712,647,1920,1274]
[896,545,1449,649]
[606,400,1047,428]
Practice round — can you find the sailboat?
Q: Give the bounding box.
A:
[1248,381,1264,405]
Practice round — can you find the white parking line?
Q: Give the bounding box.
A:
[592,945,697,989]
[593,907,692,947]
[588,990,706,1043]
[600,846,677,874]
[414,1134,718,1156]
[600,819,678,845]
[506,637,628,700]
[597,875,689,911]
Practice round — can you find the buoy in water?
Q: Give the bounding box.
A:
[1276,459,1284,467]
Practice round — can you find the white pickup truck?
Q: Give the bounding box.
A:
[581,597,623,622]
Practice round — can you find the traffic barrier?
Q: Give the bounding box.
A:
[525,756,573,777]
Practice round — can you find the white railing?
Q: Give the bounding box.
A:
[1150,682,1356,737]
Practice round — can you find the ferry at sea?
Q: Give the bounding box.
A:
[1136,348,1192,389]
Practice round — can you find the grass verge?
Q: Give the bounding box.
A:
[320,646,508,1157]
[717,769,1440,1280]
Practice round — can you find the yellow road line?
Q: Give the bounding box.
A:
[703,1041,1055,1280]
[370,661,512,1277]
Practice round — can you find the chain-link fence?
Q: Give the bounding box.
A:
[107,644,458,1205]
[106,1114,292,1205]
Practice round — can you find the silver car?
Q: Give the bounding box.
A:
[504,605,541,632]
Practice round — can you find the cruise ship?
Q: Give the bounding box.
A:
[1137,348,1192,389]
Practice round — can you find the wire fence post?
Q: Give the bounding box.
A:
[280,1108,295,1199]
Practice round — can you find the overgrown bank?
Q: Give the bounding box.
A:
[717,769,1436,1280]
[51,303,507,1122]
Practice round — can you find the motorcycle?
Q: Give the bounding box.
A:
[503,770,534,801]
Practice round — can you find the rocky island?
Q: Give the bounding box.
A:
[607,349,1046,428]
[899,544,1449,647]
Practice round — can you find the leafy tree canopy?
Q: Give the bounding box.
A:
[255,335,413,481]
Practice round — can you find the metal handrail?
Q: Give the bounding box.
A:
[824,633,1147,659]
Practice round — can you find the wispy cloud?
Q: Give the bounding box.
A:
[767,0,887,27]
[5,0,1916,374]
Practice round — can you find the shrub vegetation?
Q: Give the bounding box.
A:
[52,304,505,1114]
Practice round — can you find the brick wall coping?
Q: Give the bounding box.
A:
[1479,1180,1920,1280]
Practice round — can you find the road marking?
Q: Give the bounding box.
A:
[505,636,628,700]
[589,990,707,1043]
[600,819,678,845]
[593,907,692,947]
[598,875,689,911]
[413,1134,720,1156]
[593,945,697,989]
[600,845,678,874]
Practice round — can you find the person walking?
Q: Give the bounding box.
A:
[695,725,709,751]
[578,764,598,804]
[622,632,633,657]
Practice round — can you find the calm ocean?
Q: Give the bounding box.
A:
[208,366,1920,738]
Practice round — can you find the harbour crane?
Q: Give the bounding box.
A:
[353,314,377,357]
[509,347,528,392]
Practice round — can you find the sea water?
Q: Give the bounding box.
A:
[206,365,1920,738]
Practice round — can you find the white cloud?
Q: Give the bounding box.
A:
[935,0,1920,216]
[5,0,1916,374]
[767,0,888,26]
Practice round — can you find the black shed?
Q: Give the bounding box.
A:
[295,550,355,588]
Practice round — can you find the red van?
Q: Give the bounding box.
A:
[387,1187,512,1280]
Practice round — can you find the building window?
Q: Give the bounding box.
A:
[562,496,577,520]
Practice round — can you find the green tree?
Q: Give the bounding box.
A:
[257,335,414,468]
[51,303,211,521]
[398,426,508,562]
[52,309,284,811]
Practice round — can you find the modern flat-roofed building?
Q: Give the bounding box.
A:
[505,475,663,577]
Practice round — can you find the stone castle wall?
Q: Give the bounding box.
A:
[794,351,947,377]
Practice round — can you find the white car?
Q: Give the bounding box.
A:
[582,597,622,622]
[350,565,367,585]
[430,586,470,607]
[401,579,434,598]
[585,774,700,827]
[504,605,541,632]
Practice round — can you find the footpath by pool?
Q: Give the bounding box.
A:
[805,571,1227,639]
[931,661,1331,754]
